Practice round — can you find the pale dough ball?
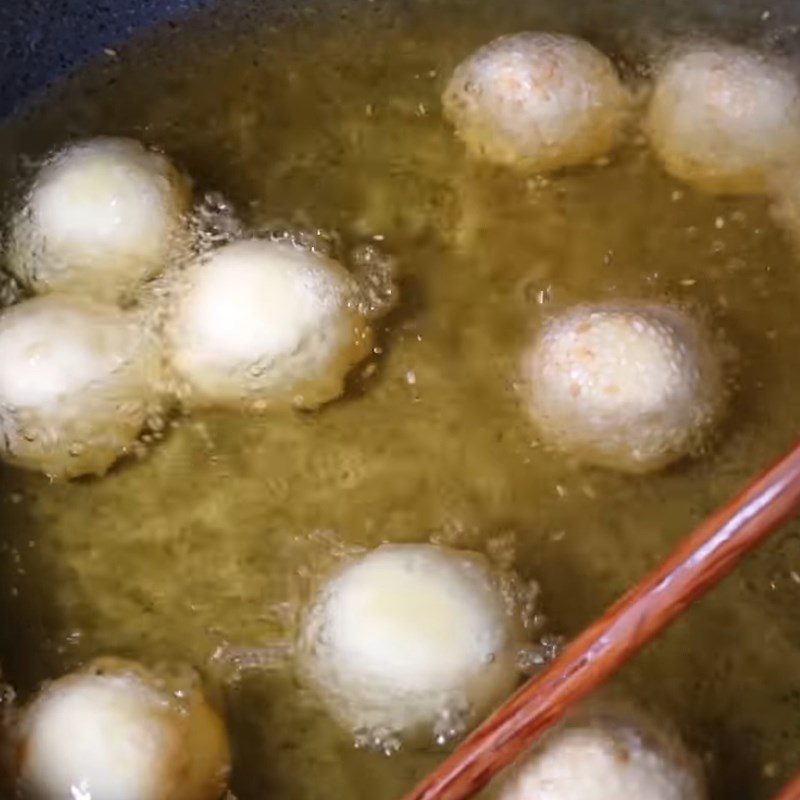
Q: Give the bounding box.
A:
[498,711,705,800]
[646,44,800,194]
[9,137,191,302]
[298,544,523,744]
[523,303,725,473]
[165,238,372,410]
[0,295,162,479]
[442,32,630,171]
[18,659,230,800]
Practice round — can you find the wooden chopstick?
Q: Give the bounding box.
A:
[402,438,800,800]
[773,772,800,800]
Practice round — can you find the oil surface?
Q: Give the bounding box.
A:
[2,1,800,798]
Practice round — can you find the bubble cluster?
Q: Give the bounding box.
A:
[349,243,399,320]
[190,190,246,254]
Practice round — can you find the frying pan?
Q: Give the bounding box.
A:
[2,0,800,123]
[0,0,210,119]
[4,2,800,800]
